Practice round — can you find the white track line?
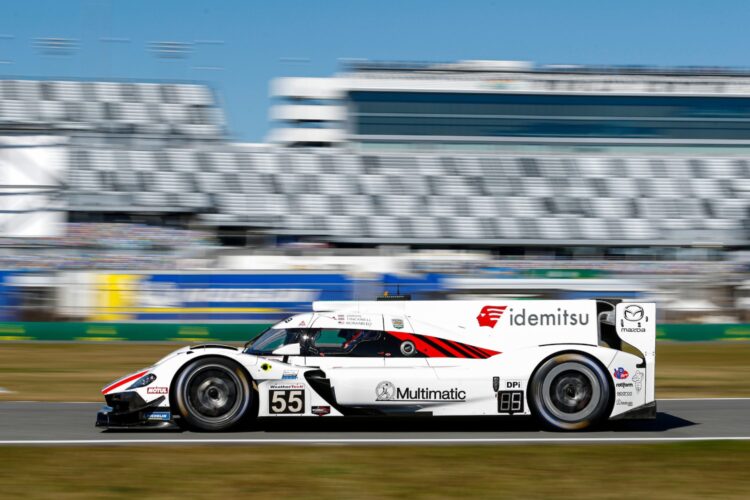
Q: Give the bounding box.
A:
[1,437,750,445]
[658,397,750,401]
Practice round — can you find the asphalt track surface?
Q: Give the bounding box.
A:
[0,398,749,445]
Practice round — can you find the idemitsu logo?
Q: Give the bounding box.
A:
[476,305,508,328]
[507,307,590,327]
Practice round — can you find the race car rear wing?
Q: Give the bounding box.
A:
[613,302,656,400]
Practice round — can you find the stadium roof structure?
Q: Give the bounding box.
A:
[342,59,750,78]
[270,59,750,148]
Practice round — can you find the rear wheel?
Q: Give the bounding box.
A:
[174,356,253,431]
[529,353,611,431]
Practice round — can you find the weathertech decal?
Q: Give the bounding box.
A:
[387,331,500,359]
[477,305,507,328]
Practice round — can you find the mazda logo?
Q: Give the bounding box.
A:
[623,305,644,322]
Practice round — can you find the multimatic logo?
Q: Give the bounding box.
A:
[620,305,648,332]
[375,381,396,401]
[375,381,466,402]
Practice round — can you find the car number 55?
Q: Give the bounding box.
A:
[269,389,305,414]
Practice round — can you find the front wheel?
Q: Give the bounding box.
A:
[529,353,611,431]
[173,356,253,431]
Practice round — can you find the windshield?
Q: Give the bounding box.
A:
[245,328,305,355]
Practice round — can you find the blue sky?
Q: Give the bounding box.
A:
[1,0,748,141]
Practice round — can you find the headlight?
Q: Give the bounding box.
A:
[127,373,157,389]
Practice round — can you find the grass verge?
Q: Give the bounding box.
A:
[0,442,749,499]
[0,342,749,401]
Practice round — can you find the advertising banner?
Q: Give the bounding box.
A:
[92,272,356,322]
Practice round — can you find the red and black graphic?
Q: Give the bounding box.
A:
[101,370,148,395]
[387,330,500,359]
[476,305,507,328]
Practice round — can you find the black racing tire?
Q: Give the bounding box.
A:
[173,356,253,432]
[529,353,611,431]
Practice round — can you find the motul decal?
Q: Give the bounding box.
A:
[387,331,500,359]
[476,305,507,328]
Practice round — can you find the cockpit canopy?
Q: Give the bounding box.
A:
[244,324,383,356]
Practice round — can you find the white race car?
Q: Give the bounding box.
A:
[96,299,656,431]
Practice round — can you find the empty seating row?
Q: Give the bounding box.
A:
[0,79,224,137]
[65,146,750,242]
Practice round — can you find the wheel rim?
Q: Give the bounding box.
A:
[541,362,601,422]
[184,365,243,423]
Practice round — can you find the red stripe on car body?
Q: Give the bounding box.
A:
[442,339,482,359]
[388,330,448,357]
[101,370,148,395]
[386,331,500,359]
[429,336,475,358]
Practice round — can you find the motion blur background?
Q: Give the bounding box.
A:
[1,0,749,342]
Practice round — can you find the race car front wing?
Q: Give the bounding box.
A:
[96,391,178,430]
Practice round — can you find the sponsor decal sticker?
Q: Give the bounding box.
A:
[282,370,298,380]
[260,362,272,372]
[632,370,644,392]
[476,305,507,328]
[391,318,404,329]
[144,411,171,421]
[507,307,590,327]
[375,381,396,401]
[613,367,629,380]
[503,380,523,390]
[620,304,649,332]
[269,382,305,390]
[311,405,331,416]
[146,387,169,394]
[616,399,634,407]
[623,305,644,321]
[375,380,466,402]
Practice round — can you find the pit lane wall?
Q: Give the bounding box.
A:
[0,322,748,342]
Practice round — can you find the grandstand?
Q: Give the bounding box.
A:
[0,79,225,139]
[0,65,748,251]
[0,66,747,322]
[66,146,750,247]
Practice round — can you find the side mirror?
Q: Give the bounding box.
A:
[272,343,301,356]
